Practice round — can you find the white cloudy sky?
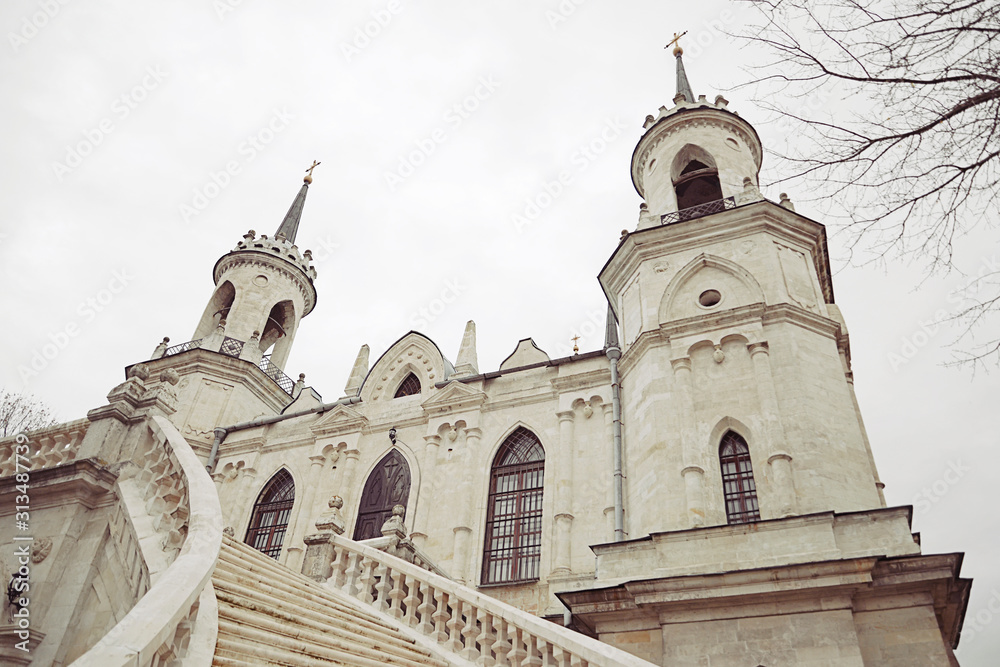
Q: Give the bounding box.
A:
[1,0,997,661]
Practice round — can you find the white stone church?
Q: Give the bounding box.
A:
[0,46,970,666]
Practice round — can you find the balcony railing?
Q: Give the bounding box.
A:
[660,196,735,225]
[157,337,295,397]
[258,355,296,396]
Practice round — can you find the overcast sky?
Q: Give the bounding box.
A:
[1,0,997,662]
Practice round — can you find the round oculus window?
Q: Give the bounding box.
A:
[699,289,722,307]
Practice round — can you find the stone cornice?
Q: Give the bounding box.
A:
[600,201,834,313]
[550,367,612,394]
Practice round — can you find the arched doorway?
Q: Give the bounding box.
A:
[353,450,411,540]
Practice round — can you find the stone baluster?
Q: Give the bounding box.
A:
[415,579,435,634]
[670,356,706,527]
[357,557,377,604]
[747,342,797,516]
[330,544,348,589]
[460,600,481,660]
[388,567,407,619]
[373,560,391,612]
[524,635,545,666]
[507,624,527,665]
[343,551,362,597]
[491,613,512,664]
[476,607,497,666]
[445,594,466,652]
[552,410,576,575]
[411,433,441,549]
[432,588,450,642]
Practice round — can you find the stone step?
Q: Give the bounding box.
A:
[214,589,440,665]
[216,616,443,667]
[212,539,448,667]
[212,565,412,648]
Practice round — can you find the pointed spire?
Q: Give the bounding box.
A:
[454,320,479,377]
[674,49,694,104]
[274,161,321,244]
[604,304,620,350]
[344,344,369,397]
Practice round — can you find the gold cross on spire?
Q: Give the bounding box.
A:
[304,160,321,183]
[571,335,580,354]
[665,30,687,56]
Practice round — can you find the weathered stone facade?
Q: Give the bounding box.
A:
[0,51,970,666]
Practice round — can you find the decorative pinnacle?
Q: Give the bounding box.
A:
[304,160,321,184]
[665,30,687,56]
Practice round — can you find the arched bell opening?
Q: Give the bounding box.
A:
[674,159,724,211]
[259,300,294,351]
[193,281,236,340]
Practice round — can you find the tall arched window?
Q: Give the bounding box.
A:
[353,450,411,540]
[245,469,295,559]
[719,431,760,525]
[482,427,545,585]
[394,373,421,398]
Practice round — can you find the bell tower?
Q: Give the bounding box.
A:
[599,44,885,538]
[193,166,319,371]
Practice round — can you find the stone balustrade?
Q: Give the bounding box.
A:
[359,535,451,578]
[0,418,88,477]
[327,534,654,667]
[72,415,222,666]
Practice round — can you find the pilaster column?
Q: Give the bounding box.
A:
[411,434,442,549]
[748,342,797,516]
[602,404,616,538]
[451,427,481,585]
[340,449,361,529]
[236,468,258,534]
[670,356,705,527]
[551,410,576,575]
[285,454,328,570]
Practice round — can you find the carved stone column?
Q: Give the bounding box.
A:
[451,427,481,585]
[602,403,616,538]
[285,454,328,570]
[670,357,705,527]
[748,342,796,516]
[551,410,576,575]
[340,449,361,529]
[411,434,442,549]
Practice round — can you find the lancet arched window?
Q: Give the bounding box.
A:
[394,373,421,398]
[245,469,295,559]
[719,432,760,525]
[482,427,545,585]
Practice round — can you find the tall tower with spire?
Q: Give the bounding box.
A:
[192,171,318,371]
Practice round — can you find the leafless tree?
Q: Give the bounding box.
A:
[736,0,1000,365]
[0,389,58,438]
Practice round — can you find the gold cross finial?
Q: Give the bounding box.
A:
[571,335,581,353]
[304,160,321,183]
[665,30,687,56]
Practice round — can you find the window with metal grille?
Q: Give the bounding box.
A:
[394,373,421,398]
[244,469,295,559]
[719,431,760,525]
[482,427,545,585]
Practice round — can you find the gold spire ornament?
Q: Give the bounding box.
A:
[572,335,581,354]
[304,160,321,184]
[665,30,687,56]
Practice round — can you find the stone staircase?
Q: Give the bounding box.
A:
[212,535,451,666]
